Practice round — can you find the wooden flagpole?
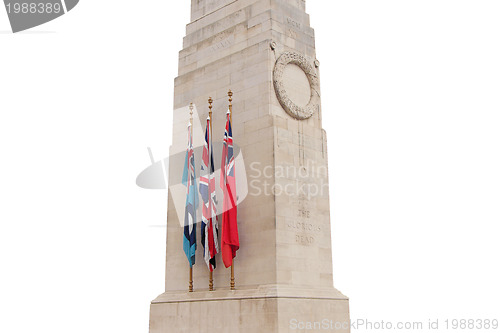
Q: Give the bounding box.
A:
[230,262,235,290]
[189,267,193,292]
[228,90,236,291]
[208,97,214,292]
[189,102,194,293]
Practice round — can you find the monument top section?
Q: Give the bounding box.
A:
[191,0,306,21]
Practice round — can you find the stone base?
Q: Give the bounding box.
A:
[149,285,350,333]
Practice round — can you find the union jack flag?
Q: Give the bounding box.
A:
[182,122,198,267]
[200,117,219,271]
[220,110,239,268]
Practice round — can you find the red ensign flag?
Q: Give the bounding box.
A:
[220,110,239,268]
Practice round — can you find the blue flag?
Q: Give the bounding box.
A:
[182,123,198,267]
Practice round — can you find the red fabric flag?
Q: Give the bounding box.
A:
[220,111,239,268]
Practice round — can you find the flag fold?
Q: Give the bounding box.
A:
[183,122,198,267]
[200,117,219,271]
[220,111,239,268]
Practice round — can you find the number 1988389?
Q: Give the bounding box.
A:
[6,2,62,14]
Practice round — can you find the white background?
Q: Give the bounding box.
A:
[1,1,499,332]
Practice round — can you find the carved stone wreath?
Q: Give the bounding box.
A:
[273,51,320,120]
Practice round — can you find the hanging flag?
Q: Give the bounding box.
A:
[182,122,198,267]
[220,110,239,268]
[200,117,219,271]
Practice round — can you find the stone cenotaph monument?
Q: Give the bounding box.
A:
[149,0,350,331]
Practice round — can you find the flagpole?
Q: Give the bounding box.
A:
[231,261,235,290]
[189,102,194,293]
[208,97,214,292]
[189,267,193,292]
[208,97,213,134]
[228,90,233,123]
[228,90,236,291]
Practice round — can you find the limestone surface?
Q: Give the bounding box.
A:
[150,1,350,332]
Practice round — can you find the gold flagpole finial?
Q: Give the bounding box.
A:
[208,97,213,119]
[189,102,194,138]
[208,97,213,140]
[228,90,233,123]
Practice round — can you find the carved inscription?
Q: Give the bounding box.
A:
[296,235,315,245]
[286,17,301,39]
[297,209,310,218]
[288,221,321,233]
[286,17,302,30]
[210,34,234,52]
[288,207,320,246]
[287,197,320,246]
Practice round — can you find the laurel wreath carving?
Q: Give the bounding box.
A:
[273,51,320,120]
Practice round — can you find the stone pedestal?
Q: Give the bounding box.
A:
[150,286,349,333]
[150,0,350,331]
